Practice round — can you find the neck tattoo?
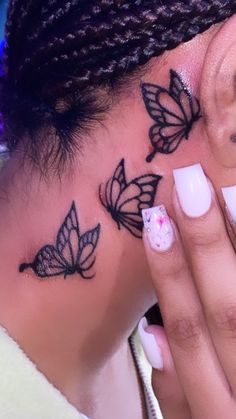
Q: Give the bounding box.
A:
[19,201,101,280]
[99,159,162,239]
[142,69,201,163]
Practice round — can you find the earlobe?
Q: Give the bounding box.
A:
[201,15,236,168]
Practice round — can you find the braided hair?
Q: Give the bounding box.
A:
[1,0,236,171]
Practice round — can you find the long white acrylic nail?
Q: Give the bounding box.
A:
[222,185,236,223]
[142,205,174,252]
[138,317,164,370]
[173,163,212,217]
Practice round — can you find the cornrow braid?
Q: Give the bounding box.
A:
[6,0,126,67]
[2,0,236,172]
[16,0,236,94]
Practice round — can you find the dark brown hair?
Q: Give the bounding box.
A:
[1,0,236,171]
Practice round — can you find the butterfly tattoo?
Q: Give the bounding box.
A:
[19,202,101,280]
[142,69,202,163]
[99,159,162,239]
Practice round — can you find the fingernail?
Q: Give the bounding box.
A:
[142,205,174,252]
[222,185,236,223]
[173,163,212,217]
[138,317,164,370]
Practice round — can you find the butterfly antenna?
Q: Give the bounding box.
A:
[19,263,32,273]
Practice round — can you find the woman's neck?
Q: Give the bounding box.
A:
[0,157,154,416]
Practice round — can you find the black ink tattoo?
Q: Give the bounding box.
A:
[19,202,101,279]
[99,159,162,239]
[142,69,201,163]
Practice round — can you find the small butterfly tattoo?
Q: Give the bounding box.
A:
[19,202,101,280]
[99,159,162,239]
[142,69,202,163]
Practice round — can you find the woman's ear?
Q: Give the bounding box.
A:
[201,15,236,168]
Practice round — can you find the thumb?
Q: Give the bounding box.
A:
[138,317,191,419]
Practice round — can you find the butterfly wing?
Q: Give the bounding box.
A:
[100,159,127,210]
[142,82,187,161]
[142,72,201,162]
[142,83,168,123]
[20,245,68,278]
[77,224,101,279]
[56,201,80,269]
[142,82,185,126]
[149,124,186,155]
[169,70,201,130]
[169,70,186,101]
[115,174,162,238]
[115,213,143,239]
[20,202,81,278]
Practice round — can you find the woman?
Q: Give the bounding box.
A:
[0,1,236,418]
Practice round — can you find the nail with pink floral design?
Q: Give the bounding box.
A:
[142,205,174,252]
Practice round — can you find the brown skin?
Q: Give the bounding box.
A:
[0,17,235,418]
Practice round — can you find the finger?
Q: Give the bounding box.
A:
[138,318,191,419]
[222,185,236,248]
[173,164,236,394]
[142,205,233,417]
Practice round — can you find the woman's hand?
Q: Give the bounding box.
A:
[139,163,236,419]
